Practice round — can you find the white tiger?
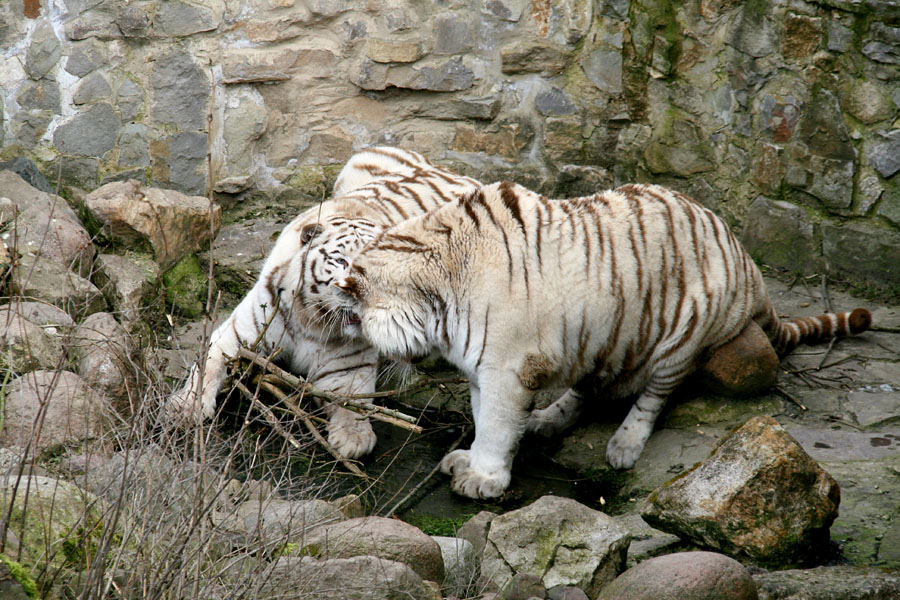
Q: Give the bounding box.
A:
[166,147,481,459]
[333,181,872,497]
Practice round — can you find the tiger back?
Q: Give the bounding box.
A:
[334,181,872,498]
[165,147,481,460]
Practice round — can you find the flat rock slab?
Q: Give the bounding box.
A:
[753,565,900,600]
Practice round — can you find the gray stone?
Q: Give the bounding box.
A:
[73,312,133,399]
[1,371,110,453]
[72,71,111,105]
[116,77,143,122]
[157,132,208,195]
[117,123,151,167]
[503,572,546,600]
[433,13,471,55]
[753,566,900,600]
[0,560,32,600]
[582,49,623,94]
[0,157,53,193]
[455,510,498,561]
[151,50,211,131]
[863,23,900,64]
[5,301,73,330]
[502,40,571,76]
[11,111,51,148]
[822,221,900,289]
[842,80,894,124]
[352,57,465,91]
[223,92,267,174]
[64,39,108,77]
[217,498,344,542]
[155,1,219,37]
[535,87,576,116]
[598,552,759,600]
[15,78,61,112]
[483,0,528,22]
[547,586,588,600]
[9,254,106,318]
[114,3,151,38]
[729,9,777,58]
[805,155,855,211]
[642,416,840,567]
[482,496,630,597]
[52,102,121,157]
[876,186,900,226]
[25,21,61,79]
[432,536,478,597]
[740,196,821,273]
[868,129,900,179]
[827,20,854,53]
[0,305,67,373]
[413,96,501,121]
[93,252,161,325]
[299,516,445,584]
[264,555,439,600]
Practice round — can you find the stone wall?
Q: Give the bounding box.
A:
[1,0,899,291]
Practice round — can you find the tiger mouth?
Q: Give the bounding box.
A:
[342,309,361,326]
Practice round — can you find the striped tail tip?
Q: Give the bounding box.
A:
[774,307,873,355]
[848,307,872,335]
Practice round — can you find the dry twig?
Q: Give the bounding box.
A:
[774,386,808,411]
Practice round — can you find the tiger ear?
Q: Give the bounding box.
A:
[300,223,324,245]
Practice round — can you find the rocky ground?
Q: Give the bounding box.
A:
[1,166,899,598]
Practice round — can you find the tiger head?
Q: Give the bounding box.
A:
[331,229,439,360]
[270,207,382,342]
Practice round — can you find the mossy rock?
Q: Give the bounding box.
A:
[1,477,107,575]
[0,554,38,599]
[163,254,211,319]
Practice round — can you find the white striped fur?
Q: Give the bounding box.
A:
[166,147,480,459]
[334,181,872,497]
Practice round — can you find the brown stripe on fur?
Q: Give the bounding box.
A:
[499,181,527,233]
[476,306,490,368]
[462,190,483,229]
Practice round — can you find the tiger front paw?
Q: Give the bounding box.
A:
[326,409,377,459]
[605,424,651,470]
[439,449,510,499]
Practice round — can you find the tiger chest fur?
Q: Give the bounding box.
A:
[335,181,871,499]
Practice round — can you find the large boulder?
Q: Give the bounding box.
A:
[263,555,440,600]
[0,170,95,269]
[1,370,111,453]
[481,495,630,597]
[299,516,445,584]
[596,551,759,600]
[82,180,221,270]
[642,416,840,567]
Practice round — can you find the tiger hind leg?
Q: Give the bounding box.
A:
[525,388,584,437]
